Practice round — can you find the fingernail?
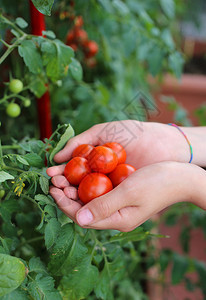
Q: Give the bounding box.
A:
[77,209,93,226]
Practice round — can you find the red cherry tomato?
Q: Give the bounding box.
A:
[88,146,118,173]
[66,30,75,44]
[84,40,99,58]
[64,157,91,186]
[103,142,126,164]
[108,164,136,187]
[78,173,113,204]
[74,16,84,27]
[75,29,88,44]
[72,144,94,159]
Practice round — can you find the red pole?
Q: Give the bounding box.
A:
[29,1,52,140]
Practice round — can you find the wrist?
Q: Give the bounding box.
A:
[181,127,206,167]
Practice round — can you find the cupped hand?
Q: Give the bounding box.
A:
[47,161,201,231]
[53,120,190,169]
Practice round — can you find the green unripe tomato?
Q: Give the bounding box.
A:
[23,99,31,107]
[0,190,5,199]
[9,79,23,94]
[6,103,21,118]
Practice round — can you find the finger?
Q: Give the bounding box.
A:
[50,187,82,220]
[54,126,101,163]
[51,175,70,189]
[83,206,147,231]
[75,183,134,227]
[46,165,66,177]
[64,186,78,200]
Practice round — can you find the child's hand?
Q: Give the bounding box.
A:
[47,162,205,231]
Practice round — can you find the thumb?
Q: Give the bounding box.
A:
[54,126,101,164]
[76,185,129,226]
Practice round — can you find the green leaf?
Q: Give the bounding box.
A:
[0,254,26,297]
[169,51,184,79]
[35,194,55,206]
[147,47,165,76]
[41,40,74,82]
[109,227,149,244]
[171,253,188,284]
[29,77,47,98]
[29,257,48,275]
[16,155,29,166]
[39,176,49,194]
[160,0,175,19]
[44,205,56,218]
[15,17,28,29]
[69,58,83,81]
[44,218,61,249]
[18,40,43,74]
[0,288,29,300]
[42,30,56,39]
[53,234,88,276]
[49,124,74,164]
[0,200,19,223]
[94,265,111,299]
[28,274,62,300]
[31,0,55,16]
[24,153,44,168]
[48,224,75,274]
[59,256,99,300]
[0,172,14,183]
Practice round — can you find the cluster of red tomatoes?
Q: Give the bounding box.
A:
[64,143,136,204]
[66,16,99,68]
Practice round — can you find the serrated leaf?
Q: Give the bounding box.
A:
[18,40,43,74]
[49,124,74,164]
[31,0,55,16]
[39,176,49,194]
[29,257,48,275]
[69,58,83,81]
[24,153,44,168]
[53,234,88,276]
[35,194,55,206]
[15,17,28,29]
[0,254,26,297]
[28,274,62,300]
[44,218,61,249]
[0,171,14,183]
[94,265,111,299]
[41,40,74,82]
[44,205,56,218]
[16,155,29,166]
[59,256,99,300]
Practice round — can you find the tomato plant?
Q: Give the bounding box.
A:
[64,156,91,185]
[88,145,118,173]
[78,172,113,203]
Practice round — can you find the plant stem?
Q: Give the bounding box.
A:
[1,145,21,150]
[0,34,27,65]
